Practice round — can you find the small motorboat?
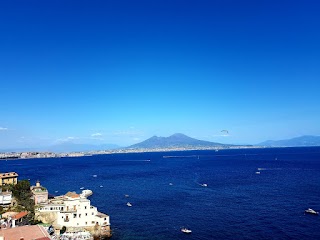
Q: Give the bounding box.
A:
[255,171,261,174]
[127,202,132,207]
[80,187,84,190]
[125,194,129,198]
[201,183,208,187]
[181,228,192,234]
[305,208,319,215]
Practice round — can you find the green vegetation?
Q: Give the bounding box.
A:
[0,180,42,224]
[11,180,37,223]
[1,184,12,192]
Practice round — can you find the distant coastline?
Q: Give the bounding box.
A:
[2,133,320,160]
[0,145,289,160]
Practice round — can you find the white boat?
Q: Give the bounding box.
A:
[255,171,261,174]
[169,183,173,186]
[201,183,208,187]
[181,228,192,234]
[93,175,97,177]
[125,194,130,198]
[305,208,319,215]
[80,187,84,190]
[127,202,132,207]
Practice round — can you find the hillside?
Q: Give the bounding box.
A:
[259,135,320,147]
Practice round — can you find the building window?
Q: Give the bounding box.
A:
[79,214,81,218]
[85,213,88,216]
[85,222,87,225]
[85,206,87,209]
[73,214,77,218]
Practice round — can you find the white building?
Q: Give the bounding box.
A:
[35,191,110,230]
[0,189,12,206]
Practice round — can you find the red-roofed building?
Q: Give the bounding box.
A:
[12,211,28,220]
[0,225,50,240]
[11,211,28,228]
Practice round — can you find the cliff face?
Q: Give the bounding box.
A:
[91,224,112,239]
[35,211,58,226]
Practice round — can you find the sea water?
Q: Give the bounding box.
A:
[1,147,320,239]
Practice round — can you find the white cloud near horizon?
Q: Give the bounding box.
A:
[0,127,8,131]
[91,133,102,137]
[55,136,78,143]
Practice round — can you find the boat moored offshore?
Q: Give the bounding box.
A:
[305,208,319,215]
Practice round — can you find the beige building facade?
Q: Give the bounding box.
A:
[0,172,18,186]
[31,181,48,205]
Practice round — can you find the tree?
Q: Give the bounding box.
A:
[12,179,35,223]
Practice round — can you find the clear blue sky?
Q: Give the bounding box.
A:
[0,0,320,148]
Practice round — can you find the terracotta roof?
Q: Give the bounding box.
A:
[12,211,28,220]
[0,172,18,179]
[0,225,50,240]
[65,191,80,198]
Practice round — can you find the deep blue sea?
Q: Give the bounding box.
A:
[1,147,320,240]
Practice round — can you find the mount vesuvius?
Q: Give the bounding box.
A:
[128,133,232,149]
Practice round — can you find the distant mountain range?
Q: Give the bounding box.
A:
[128,133,231,149]
[258,135,320,147]
[2,134,320,153]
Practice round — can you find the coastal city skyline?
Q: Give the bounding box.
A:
[1,0,320,149]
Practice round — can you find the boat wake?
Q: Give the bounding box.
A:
[120,159,151,162]
[257,168,282,171]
